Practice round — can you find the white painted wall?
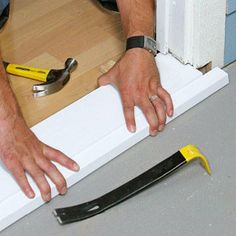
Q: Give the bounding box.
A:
[156,0,226,68]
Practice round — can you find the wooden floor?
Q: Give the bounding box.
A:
[0,0,124,127]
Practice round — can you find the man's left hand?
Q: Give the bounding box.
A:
[98,49,173,136]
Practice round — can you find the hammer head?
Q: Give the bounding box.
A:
[32,58,78,97]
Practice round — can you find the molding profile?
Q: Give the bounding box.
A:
[0,53,229,231]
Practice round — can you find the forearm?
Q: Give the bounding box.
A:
[116,0,155,38]
[0,56,23,125]
[0,52,79,201]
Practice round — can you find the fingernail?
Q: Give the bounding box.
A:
[44,194,51,202]
[27,191,35,199]
[169,110,173,117]
[158,125,164,132]
[129,125,136,133]
[150,130,158,136]
[73,163,80,171]
[61,186,67,195]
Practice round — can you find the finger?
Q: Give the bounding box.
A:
[149,79,167,113]
[42,144,79,172]
[5,159,35,199]
[98,73,111,86]
[37,158,67,195]
[98,61,119,87]
[138,99,159,136]
[121,95,136,133]
[151,98,167,132]
[157,87,174,117]
[25,163,51,202]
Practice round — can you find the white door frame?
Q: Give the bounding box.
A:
[156,0,227,68]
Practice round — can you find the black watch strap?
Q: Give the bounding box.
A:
[126,36,145,50]
[126,35,158,56]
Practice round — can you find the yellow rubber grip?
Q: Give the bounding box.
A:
[180,144,212,175]
[6,64,50,82]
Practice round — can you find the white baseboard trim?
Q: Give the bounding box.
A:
[0,54,229,231]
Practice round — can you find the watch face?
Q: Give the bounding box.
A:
[144,37,157,55]
[147,38,157,50]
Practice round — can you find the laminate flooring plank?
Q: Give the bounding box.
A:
[0,0,123,126]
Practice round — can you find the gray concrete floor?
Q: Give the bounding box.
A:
[1,62,236,236]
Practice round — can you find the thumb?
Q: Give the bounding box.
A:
[98,60,118,87]
[98,73,111,87]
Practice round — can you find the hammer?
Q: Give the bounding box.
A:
[3,58,78,97]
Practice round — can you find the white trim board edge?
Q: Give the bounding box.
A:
[0,54,229,231]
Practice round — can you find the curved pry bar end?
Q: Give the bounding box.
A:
[180,144,212,175]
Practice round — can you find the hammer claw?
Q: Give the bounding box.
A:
[33,82,65,97]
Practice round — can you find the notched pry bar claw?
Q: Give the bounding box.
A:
[3,58,78,97]
[53,144,211,225]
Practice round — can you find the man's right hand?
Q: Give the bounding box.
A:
[0,58,79,201]
[0,114,79,201]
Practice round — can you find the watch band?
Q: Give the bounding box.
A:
[53,144,211,225]
[126,35,158,56]
[126,36,145,50]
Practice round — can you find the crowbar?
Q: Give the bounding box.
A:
[53,144,211,224]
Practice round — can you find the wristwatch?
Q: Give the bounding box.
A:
[126,35,158,56]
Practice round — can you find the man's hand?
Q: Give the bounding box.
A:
[0,114,79,202]
[102,0,174,135]
[0,58,79,201]
[98,49,173,136]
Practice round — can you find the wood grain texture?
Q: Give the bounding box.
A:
[0,0,124,127]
